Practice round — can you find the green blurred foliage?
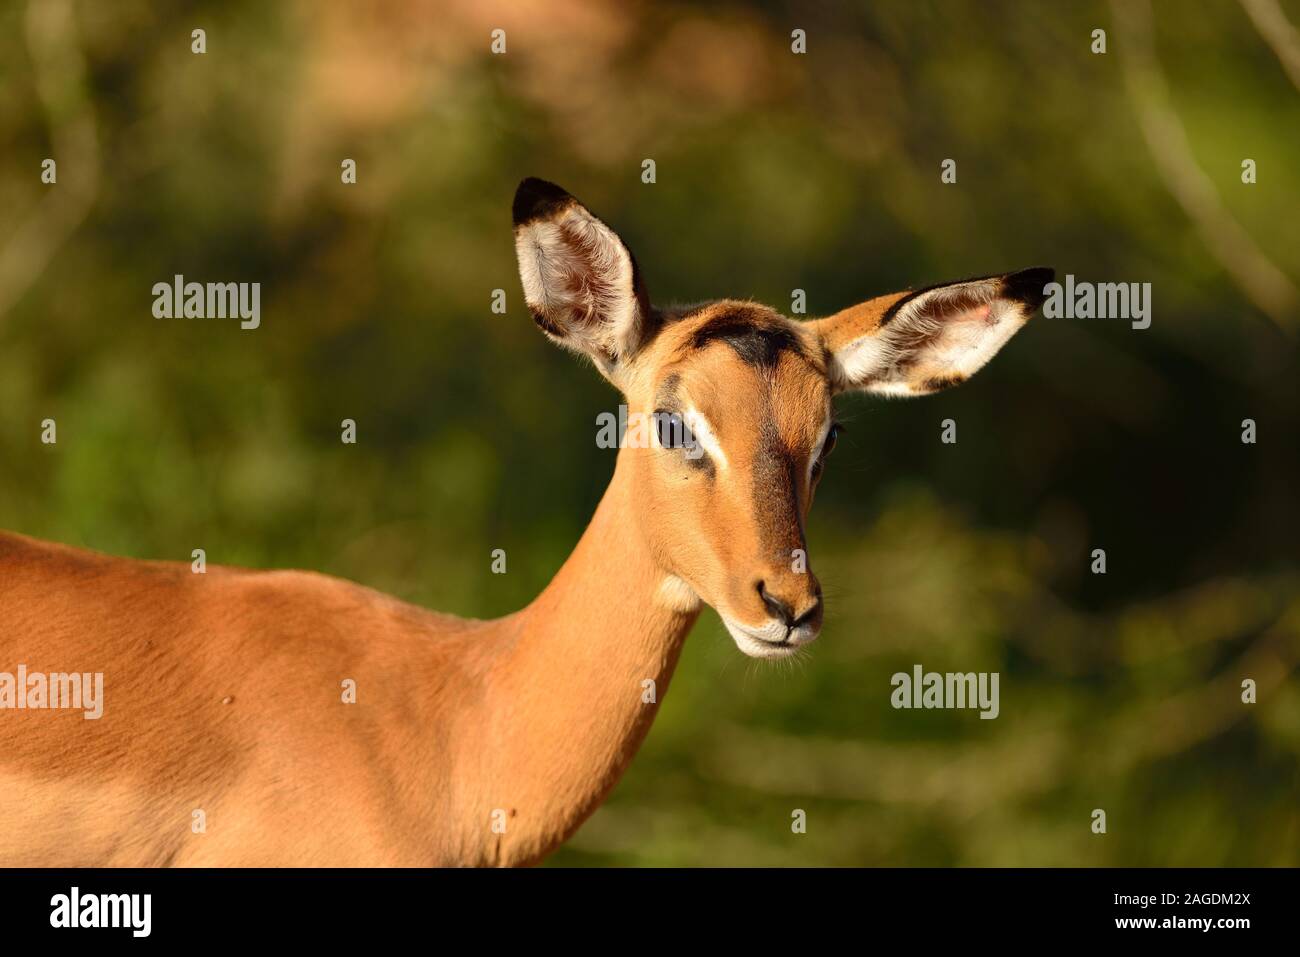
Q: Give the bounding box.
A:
[0,0,1297,865]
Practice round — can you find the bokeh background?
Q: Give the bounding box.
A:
[1,0,1297,865]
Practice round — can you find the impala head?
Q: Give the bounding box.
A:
[513,178,1051,660]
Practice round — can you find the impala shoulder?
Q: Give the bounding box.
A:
[225,567,478,639]
[0,529,115,581]
[0,529,72,562]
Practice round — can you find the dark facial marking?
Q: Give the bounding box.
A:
[686,449,716,479]
[653,373,715,479]
[692,311,804,370]
[751,415,806,558]
[655,372,682,411]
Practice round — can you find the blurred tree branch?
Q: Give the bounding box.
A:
[1110,0,1298,332]
[0,0,99,322]
[1241,0,1300,92]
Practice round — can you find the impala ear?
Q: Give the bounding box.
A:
[809,267,1054,396]
[512,178,656,382]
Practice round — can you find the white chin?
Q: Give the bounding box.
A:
[723,617,812,659]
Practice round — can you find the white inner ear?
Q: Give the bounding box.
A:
[516,221,565,318]
[831,332,897,391]
[514,205,640,358]
[939,298,1021,376]
[830,280,1024,394]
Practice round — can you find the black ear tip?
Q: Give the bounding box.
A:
[1003,266,1056,311]
[513,177,574,226]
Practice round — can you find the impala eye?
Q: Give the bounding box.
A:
[812,423,841,478]
[822,423,841,458]
[655,410,696,451]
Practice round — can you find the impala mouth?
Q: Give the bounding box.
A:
[722,616,819,659]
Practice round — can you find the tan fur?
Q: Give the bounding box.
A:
[625,301,830,630]
[809,291,908,350]
[0,181,1045,866]
[0,468,693,867]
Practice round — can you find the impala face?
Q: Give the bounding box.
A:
[626,303,832,658]
[513,177,1051,659]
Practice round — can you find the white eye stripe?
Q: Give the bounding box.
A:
[683,408,727,467]
[653,407,830,478]
[807,412,834,484]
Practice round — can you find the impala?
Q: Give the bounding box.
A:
[0,178,1051,866]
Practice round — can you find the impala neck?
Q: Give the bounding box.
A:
[475,446,700,864]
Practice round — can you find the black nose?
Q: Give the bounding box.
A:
[757,581,821,628]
